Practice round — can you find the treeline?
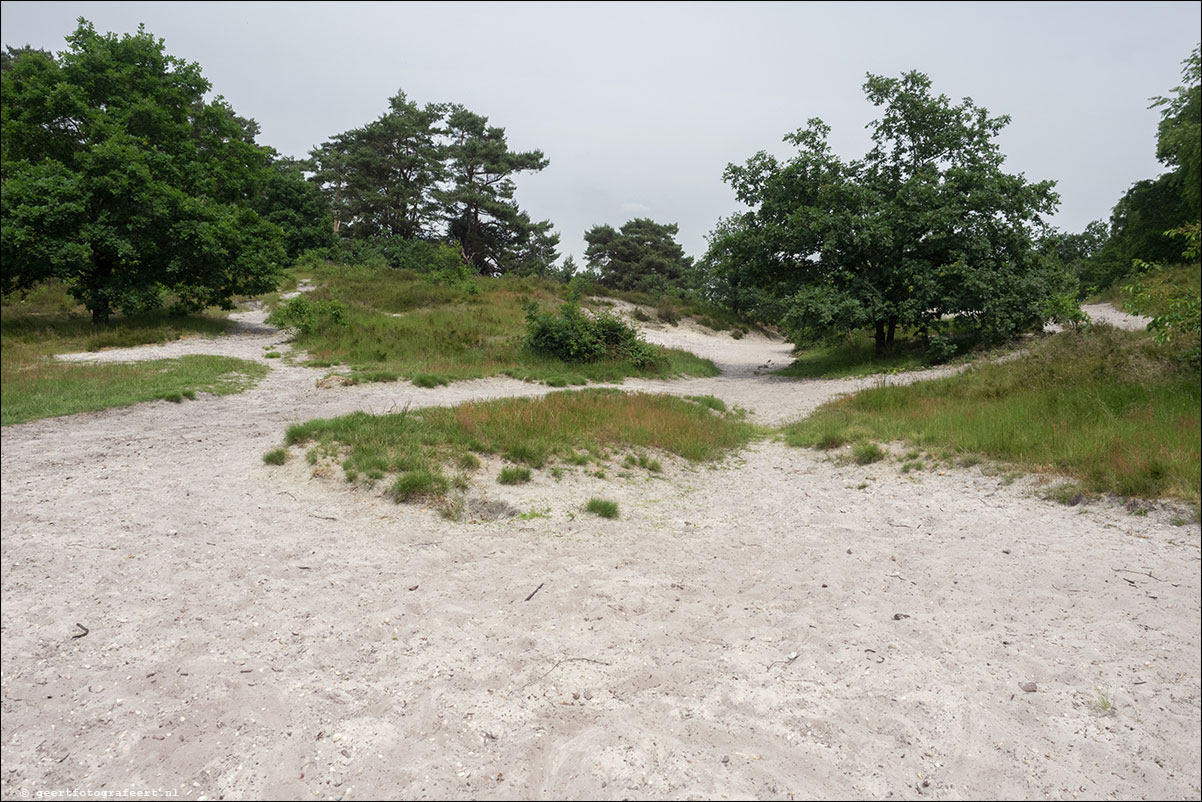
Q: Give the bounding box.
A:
[2,19,1198,361]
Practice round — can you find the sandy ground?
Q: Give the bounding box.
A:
[2,299,1198,800]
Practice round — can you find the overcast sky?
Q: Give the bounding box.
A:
[3,1,1200,263]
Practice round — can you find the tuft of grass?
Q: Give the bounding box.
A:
[263,448,288,465]
[782,326,1200,502]
[411,373,449,388]
[390,469,449,502]
[283,389,757,505]
[498,465,533,485]
[686,395,727,413]
[585,497,620,519]
[852,442,885,465]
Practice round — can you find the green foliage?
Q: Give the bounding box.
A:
[1,21,286,323]
[498,465,532,485]
[523,294,662,369]
[585,498,620,519]
[584,218,694,294]
[1087,44,1200,288]
[309,92,558,276]
[783,325,1200,502]
[706,70,1061,353]
[262,448,288,465]
[1124,224,1201,368]
[267,296,348,335]
[1152,45,1201,221]
[254,157,336,262]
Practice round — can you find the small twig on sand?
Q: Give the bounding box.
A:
[71,623,89,639]
[1112,568,1165,582]
[523,656,611,688]
[524,582,545,602]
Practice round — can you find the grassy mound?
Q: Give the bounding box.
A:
[278,389,758,506]
[783,325,1199,502]
[273,265,717,384]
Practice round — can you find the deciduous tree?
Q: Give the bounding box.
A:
[1,20,285,322]
[706,70,1062,352]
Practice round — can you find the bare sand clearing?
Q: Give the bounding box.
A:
[2,300,1198,800]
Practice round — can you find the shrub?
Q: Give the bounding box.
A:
[656,304,681,325]
[412,373,449,388]
[925,335,958,364]
[523,296,661,369]
[267,296,348,335]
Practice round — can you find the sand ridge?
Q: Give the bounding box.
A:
[2,300,1198,800]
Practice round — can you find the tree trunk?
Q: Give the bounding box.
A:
[886,317,898,350]
[874,321,887,356]
[91,301,111,326]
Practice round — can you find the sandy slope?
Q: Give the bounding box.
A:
[2,301,1197,800]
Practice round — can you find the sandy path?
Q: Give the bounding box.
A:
[2,302,1197,800]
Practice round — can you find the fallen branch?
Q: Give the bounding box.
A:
[1112,568,1166,582]
[524,582,545,602]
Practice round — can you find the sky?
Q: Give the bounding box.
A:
[2,1,1200,264]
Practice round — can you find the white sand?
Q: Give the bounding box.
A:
[2,300,1197,800]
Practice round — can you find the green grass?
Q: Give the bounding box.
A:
[263,447,288,465]
[1,354,268,426]
[774,333,948,379]
[498,465,533,485]
[585,497,620,519]
[783,326,1200,502]
[280,389,758,504]
[1,282,259,425]
[1094,263,1200,315]
[852,442,885,465]
[274,264,718,385]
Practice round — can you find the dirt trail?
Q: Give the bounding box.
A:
[2,301,1197,800]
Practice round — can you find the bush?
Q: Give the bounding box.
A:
[925,335,958,364]
[656,304,681,325]
[523,296,662,369]
[267,296,348,335]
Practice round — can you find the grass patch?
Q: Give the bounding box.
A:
[775,329,972,379]
[498,465,533,485]
[274,264,718,384]
[281,389,758,505]
[585,497,620,519]
[1,354,268,426]
[686,394,728,413]
[782,326,1200,502]
[1,286,252,425]
[263,447,288,465]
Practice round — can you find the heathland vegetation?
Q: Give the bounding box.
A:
[1,20,1198,507]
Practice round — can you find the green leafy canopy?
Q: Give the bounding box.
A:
[1,20,292,322]
[705,70,1066,352]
